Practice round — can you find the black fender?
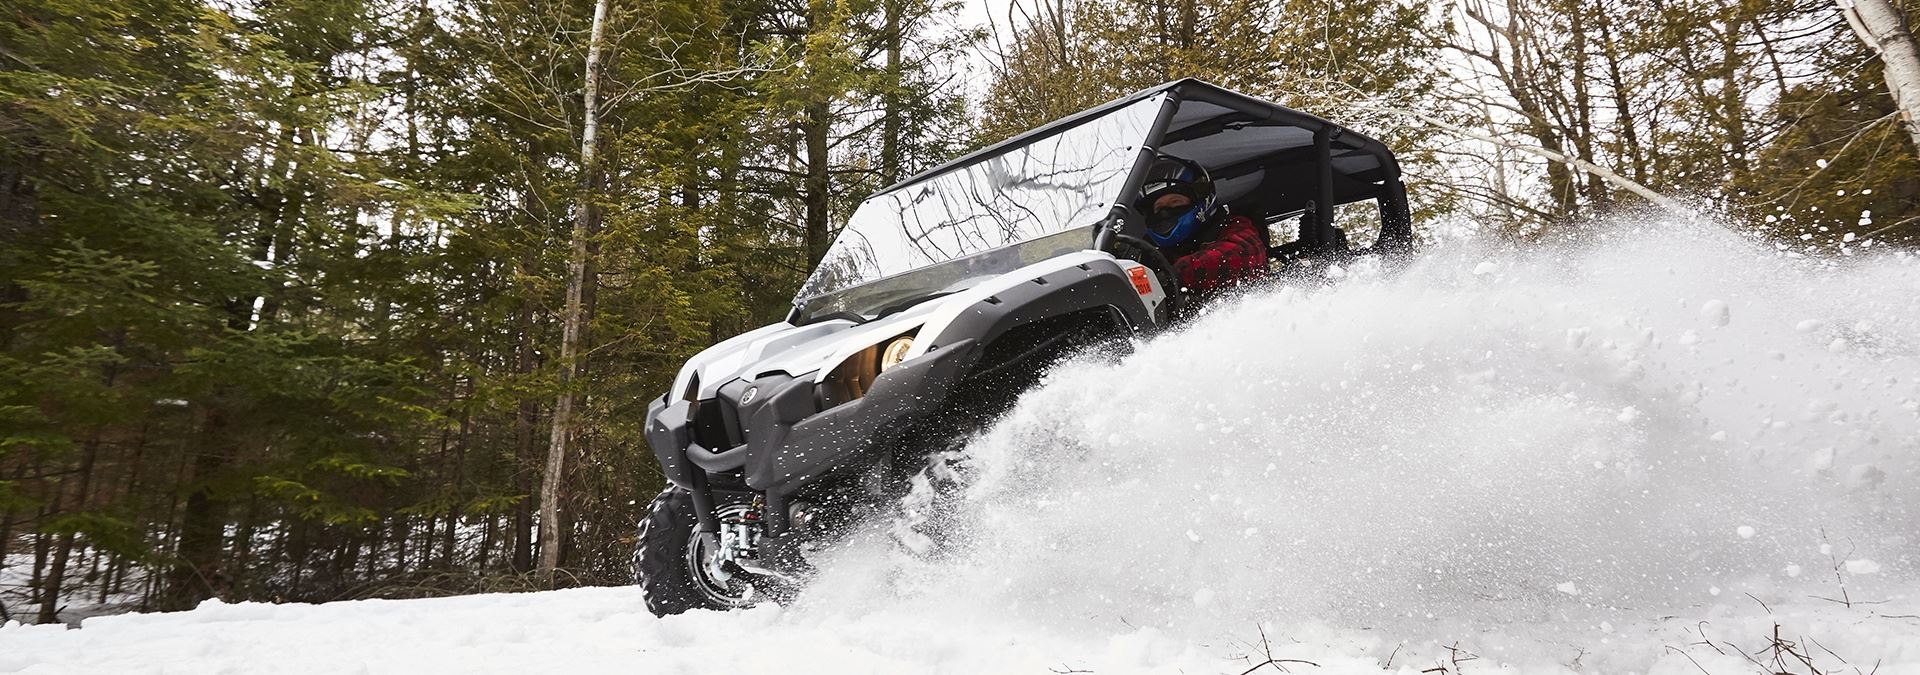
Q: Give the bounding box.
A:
[922,256,1153,352]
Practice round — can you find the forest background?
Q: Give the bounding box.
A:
[3,0,1916,624]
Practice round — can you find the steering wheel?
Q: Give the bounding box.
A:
[1106,233,1186,325]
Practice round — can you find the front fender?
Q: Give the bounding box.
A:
[920,255,1154,350]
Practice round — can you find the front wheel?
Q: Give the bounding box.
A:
[634,488,759,617]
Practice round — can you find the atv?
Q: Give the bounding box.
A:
[635,79,1414,615]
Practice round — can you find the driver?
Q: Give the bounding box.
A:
[1135,153,1269,302]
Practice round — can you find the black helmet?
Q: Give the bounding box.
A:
[1133,154,1216,246]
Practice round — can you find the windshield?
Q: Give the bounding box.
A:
[796,229,1092,321]
[792,93,1167,320]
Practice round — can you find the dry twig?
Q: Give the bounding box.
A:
[1237,625,1321,675]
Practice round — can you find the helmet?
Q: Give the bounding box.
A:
[1133,154,1216,247]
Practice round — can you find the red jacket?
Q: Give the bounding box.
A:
[1170,215,1268,296]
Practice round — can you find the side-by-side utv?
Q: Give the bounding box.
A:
[635,79,1414,615]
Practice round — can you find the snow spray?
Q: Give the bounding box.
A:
[801,219,1920,640]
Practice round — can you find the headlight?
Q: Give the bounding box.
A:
[819,330,919,409]
[880,335,915,371]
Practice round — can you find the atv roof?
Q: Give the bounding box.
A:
[876,79,1400,207]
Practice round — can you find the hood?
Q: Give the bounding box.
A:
[669,303,943,401]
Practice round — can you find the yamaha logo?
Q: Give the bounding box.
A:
[740,386,757,405]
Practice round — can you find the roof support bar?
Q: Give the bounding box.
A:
[1376,153,1413,253]
[1095,91,1184,251]
[1308,125,1338,250]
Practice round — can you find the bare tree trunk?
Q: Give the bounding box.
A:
[166,409,234,610]
[1716,5,1750,179]
[445,381,470,569]
[18,462,56,623]
[228,496,258,594]
[1839,0,1920,152]
[392,515,410,574]
[1595,5,1648,183]
[881,0,903,185]
[479,512,495,570]
[540,0,610,585]
[29,525,49,613]
[39,533,74,624]
[287,518,310,593]
[513,355,536,574]
[803,99,832,266]
[85,549,102,603]
[510,190,540,576]
[0,509,13,612]
[1568,2,1606,205]
[101,554,124,604]
[39,435,102,623]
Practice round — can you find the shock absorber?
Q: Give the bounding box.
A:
[719,496,764,566]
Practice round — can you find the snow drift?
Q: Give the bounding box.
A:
[6,219,1918,673]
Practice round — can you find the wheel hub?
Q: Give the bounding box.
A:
[685,502,761,608]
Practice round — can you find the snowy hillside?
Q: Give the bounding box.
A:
[6,222,1919,674]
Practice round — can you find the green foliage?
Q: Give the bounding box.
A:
[39,513,150,561]
[0,481,40,513]
[0,0,977,618]
[253,476,381,525]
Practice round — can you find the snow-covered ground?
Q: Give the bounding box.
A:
[2,585,1915,674]
[5,221,1919,673]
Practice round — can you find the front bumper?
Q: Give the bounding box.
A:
[645,338,981,535]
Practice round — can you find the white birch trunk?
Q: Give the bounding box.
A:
[540,0,610,584]
[1839,0,1920,152]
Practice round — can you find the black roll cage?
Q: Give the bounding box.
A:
[1101,80,1414,257]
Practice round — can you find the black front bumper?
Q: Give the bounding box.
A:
[645,338,981,535]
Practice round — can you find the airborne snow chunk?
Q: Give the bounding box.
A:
[1845,559,1883,575]
[1701,299,1730,327]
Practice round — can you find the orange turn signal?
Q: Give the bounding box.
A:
[1127,266,1154,295]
